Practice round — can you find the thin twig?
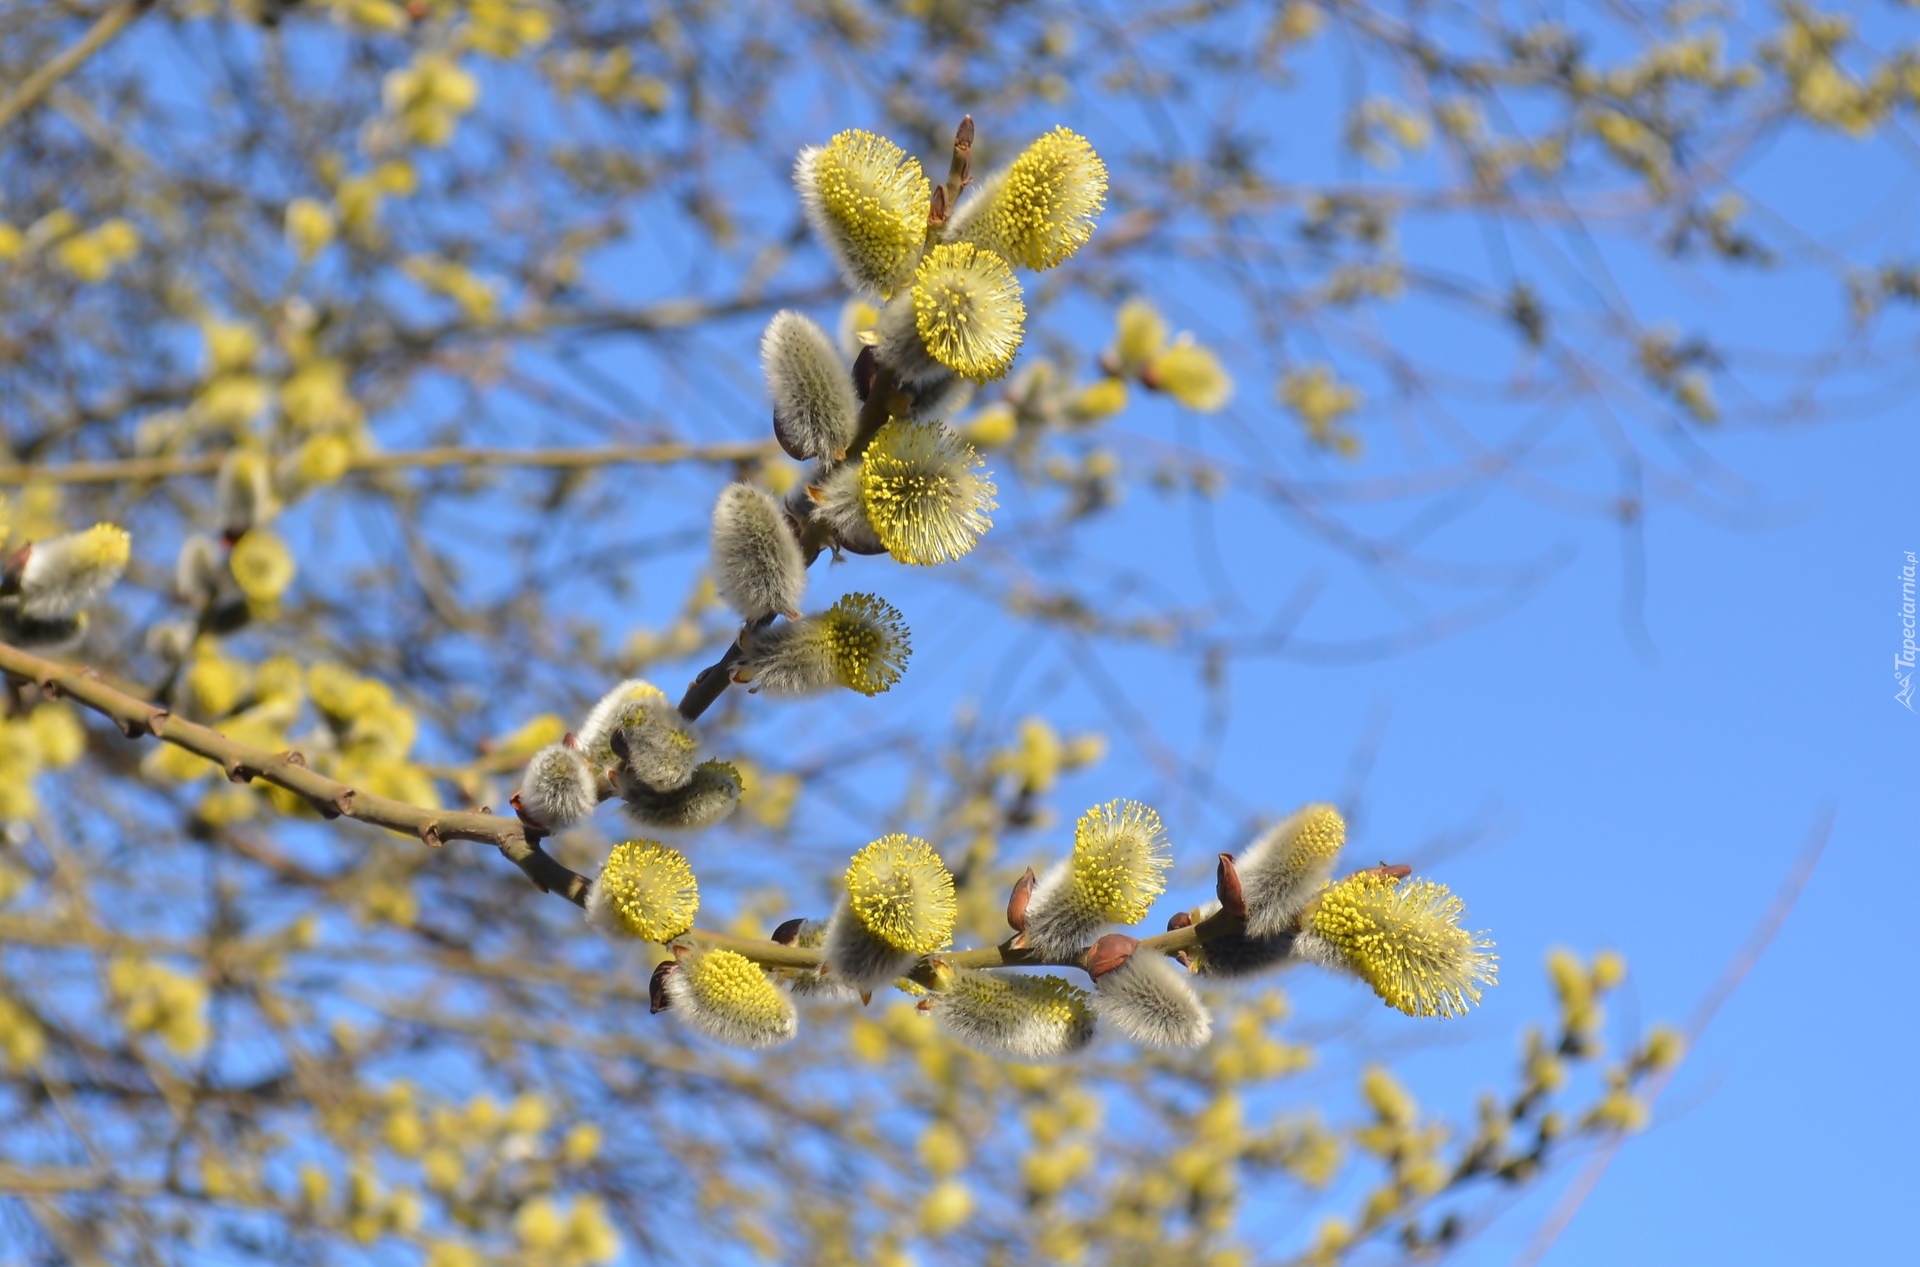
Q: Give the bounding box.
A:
[0,1,152,133]
[0,440,776,486]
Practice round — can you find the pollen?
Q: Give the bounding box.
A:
[678,949,793,1036]
[845,834,957,955]
[857,420,998,566]
[1306,872,1497,1018]
[594,841,699,942]
[1068,799,1171,923]
[967,127,1107,271]
[71,524,131,571]
[796,129,931,295]
[911,242,1027,381]
[819,592,911,695]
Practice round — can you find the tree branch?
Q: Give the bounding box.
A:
[0,1,152,134]
[0,440,775,486]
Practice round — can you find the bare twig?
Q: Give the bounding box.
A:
[0,0,152,133]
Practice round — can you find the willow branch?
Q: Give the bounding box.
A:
[0,440,776,486]
[0,0,152,133]
[4,640,1216,977]
[0,640,587,902]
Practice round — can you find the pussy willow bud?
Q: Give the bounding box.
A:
[1022,800,1171,958]
[1240,803,1346,938]
[710,484,806,621]
[608,693,698,793]
[1006,866,1037,933]
[1112,298,1168,374]
[734,592,910,697]
[515,742,598,833]
[944,127,1107,271]
[929,968,1095,1062]
[1089,938,1212,1049]
[762,311,859,461]
[649,960,676,1014]
[823,835,957,998]
[663,948,798,1049]
[854,421,997,566]
[13,524,130,620]
[575,679,670,767]
[1293,871,1497,1018]
[622,760,741,831]
[794,129,931,296]
[215,449,278,536]
[585,841,699,942]
[1216,853,1247,919]
[877,243,1026,385]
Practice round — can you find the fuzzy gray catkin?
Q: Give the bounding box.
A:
[807,463,887,555]
[517,743,598,832]
[762,311,859,461]
[1094,952,1212,1049]
[709,484,807,621]
[622,760,741,831]
[930,969,1096,1061]
[610,695,698,793]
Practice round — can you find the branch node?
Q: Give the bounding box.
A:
[224,756,258,784]
[419,819,444,849]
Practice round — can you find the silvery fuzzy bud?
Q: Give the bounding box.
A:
[928,968,1095,1062]
[622,759,740,831]
[807,463,888,557]
[1088,934,1212,1049]
[515,742,599,833]
[1238,803,1347,939]
[710,484,806,622]
[762,311,859,461]
[0,606,86,653]
[215,449,278,537]
[608,695,698,794]
[575,679,670,768]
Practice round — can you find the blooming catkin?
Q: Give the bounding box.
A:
[855,421,997,566]
[794,129,930,296]
[1294,871,1497,1018]
[1149,339,1233,412]
[1092,949,1213,1049]
[735,592,910,697]
[663,949,798,1049]
[16,524,131,620]
[930,969,1096,1062]
[710,484,806,621]
[887,242,1026,383]
[1022,800,1171,957]
[822,835,956,996]
[1238,803,1346,939]
[516,743,598,833]
[586,841,699,942]
[622,759,741,831]
[944,127,1107,271]
[762,311,859,461]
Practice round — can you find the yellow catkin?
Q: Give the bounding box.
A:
[71,523,132,571]
[1069,799,1170,922]
[845,834,957,954]
[911,242,1026,381]
[968,127,1107,270]
[819,592,910,695]
[681,949,791,1033]
[1307,872,1496,1018]
[857,420,998,566]
[1150,340,1233,412]
[595,841,698,941]
[798,130,931,294]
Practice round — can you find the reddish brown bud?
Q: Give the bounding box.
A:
[955,115,975,152]
[1357,862,1413,882]
[1216,852,1247,920]
[1006,866,1037,934]
[648,960,678,1014]
[929,183,948,226]
[853,344,878,402]
[771,917,807,946]
[1166,910,1194,932]
[1085,933,1139,982]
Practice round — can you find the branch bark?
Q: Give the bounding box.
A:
[0,1,153,133]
